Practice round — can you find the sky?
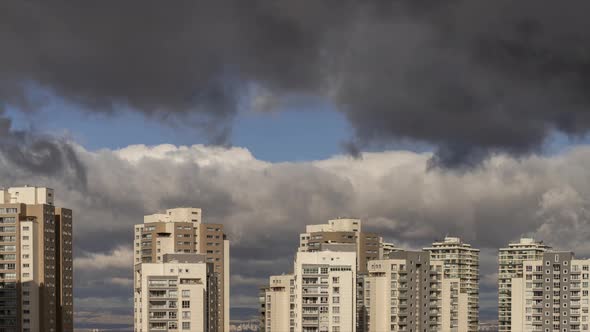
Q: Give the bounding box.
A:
[3,1,590,330]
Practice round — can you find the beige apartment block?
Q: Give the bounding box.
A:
[0,186,73,332]
[134,208,230,332]
[510,251,590,332]
[262,245,357,332]
[134,254,218,331]
[499,237,551,332]
[261,274,294,332]
[424,237,480,332]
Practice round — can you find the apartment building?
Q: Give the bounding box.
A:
[134,208,230,332]
[262,245,357,332]
[299,218,394,332]
[424,237,480,332]
[261,274,294,332]
[510,251,590,332]
[499,238,551,331]
[299,218,381,273]
[134,254,218,331]
[0,186,73,332]
[366,250,470,332]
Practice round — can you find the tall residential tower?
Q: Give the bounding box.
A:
[498,238,550,331]
[424,237,480,331]
[262,244,357,332]
[133,208,229,332]
[0,186,73,332]
[509,251,590,332]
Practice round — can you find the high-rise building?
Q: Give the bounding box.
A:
[262,219,485,332]
[0,186,73,332]
[498,237,551,331]
[134,253,218,331]
[262,244,357,332]
[298,218,381,273]
[424,237,480,331]
[261,274,294,332]
[133,208,230,332]
[366,250,471,332]
[298,218,394,332]
[509,251,590,332]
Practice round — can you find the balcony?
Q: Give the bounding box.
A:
[149,291,176,299]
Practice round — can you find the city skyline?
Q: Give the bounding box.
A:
[3,184,590,331]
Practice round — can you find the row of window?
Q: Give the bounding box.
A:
[149,321,191,330]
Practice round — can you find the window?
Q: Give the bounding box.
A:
[182,322,190,330]
[182,301,190,308]
[182,290,190,298]
[182,311,191,319]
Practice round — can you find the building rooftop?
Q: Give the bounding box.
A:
[162,253,207,264]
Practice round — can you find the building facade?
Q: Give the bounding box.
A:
[261,274,294,332]
[298,218,381,273]
[134,254,218,331]
[262,246,357,332]
[366,250,470,332]
[499,238,551,331]
[298,218,396,332]
[0,186,73,332]
[424,237,480,331]
[510,251,590,332]
[134,208,229,332]
[295,248,357,332]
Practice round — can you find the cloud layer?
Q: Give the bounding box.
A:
[3,1,590,163]
[3,143,590,328]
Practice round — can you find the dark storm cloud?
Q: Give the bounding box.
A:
[333,0,590,165]
[0,108,86,185]
[0,0,353,142]
[3,1,590,164]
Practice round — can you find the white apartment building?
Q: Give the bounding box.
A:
[510,251,590,332]
[134,208,230,332]
[499,238,551,331]
[262,245,357,332]
[295,248,357,332]
[424,237,480,332]
[134,254,217,331]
